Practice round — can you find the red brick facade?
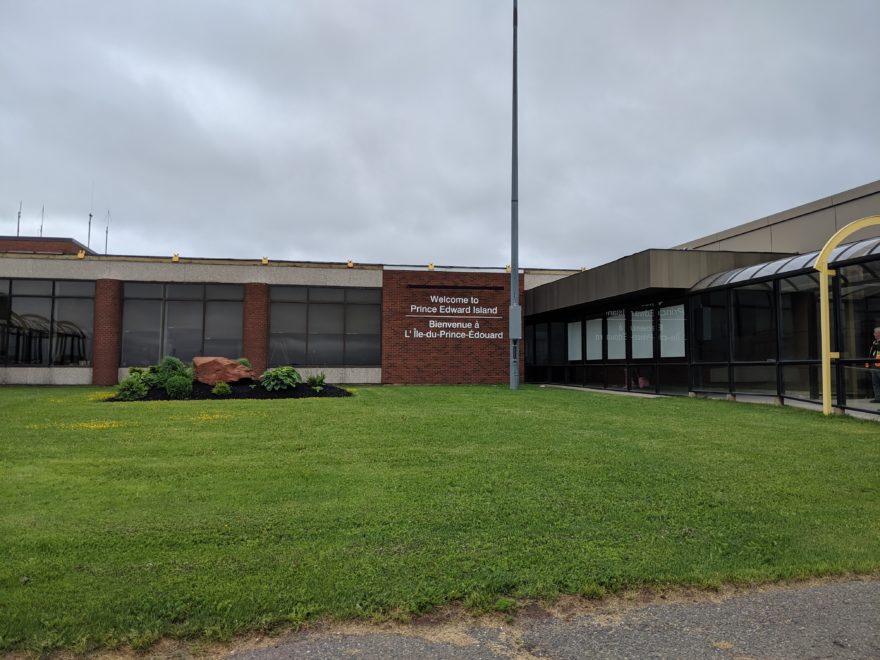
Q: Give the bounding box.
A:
[242,283,269,376]
[92,279,123,385]
[0,237,93,255]
[382,270,524,384]
[64,272,521,386]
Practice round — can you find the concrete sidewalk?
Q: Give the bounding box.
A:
[227,576,880,659]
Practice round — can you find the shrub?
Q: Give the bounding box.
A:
[261,366,302,391]
[135,356,193,392]
[157,355,188,377]
[306,372,326,392]
[236,357,252,369]
[164,374,193,400]
[211,382,232,397]
[115,372,149,401]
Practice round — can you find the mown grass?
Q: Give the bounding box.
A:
[0,385,878,652]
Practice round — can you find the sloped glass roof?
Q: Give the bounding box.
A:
[690,236,880,291]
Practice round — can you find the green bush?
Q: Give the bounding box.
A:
[131,356,192,391]
[306,372,326,392]
[164,374,193,400]
[260,366,302,391]
[115,372,149,401]
[211,382,232,397]
[236,357,252,369]
[157,355,188,376]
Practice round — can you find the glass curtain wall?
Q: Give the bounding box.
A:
[838,263,880,411]
[524,299,688,393]
[121,283,243,366]
[268,287,381,367]
[524,247,878,415]
[779,273,824,403]
[0,279,95,366]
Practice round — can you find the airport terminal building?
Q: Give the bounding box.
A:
[2,179,879,416]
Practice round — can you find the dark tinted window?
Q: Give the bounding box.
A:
[166,284,204,300]
[731,283,776,362]
[271,286,307,302]
[55,280,96,297]
[206,284,244,300]
[124,282,163,298]
[12,280,52,296]
[122,300,162,366]
[691,291,728,362]
[346,288,381,304]
[309,287,345,303]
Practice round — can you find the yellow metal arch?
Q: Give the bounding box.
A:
[813,215,880,415]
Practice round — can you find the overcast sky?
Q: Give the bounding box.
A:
[1,1,879,269]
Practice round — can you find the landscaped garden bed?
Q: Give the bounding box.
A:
[131,378,351,401]
[109,356,351,401]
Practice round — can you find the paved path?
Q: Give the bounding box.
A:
[228,577,879,659]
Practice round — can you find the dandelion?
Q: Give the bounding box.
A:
[26,420,130,431]
[193,412,231,423]
[65,420,128,430]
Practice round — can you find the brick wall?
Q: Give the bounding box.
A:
[0,237,91,255]
[243,283,269,375]
[382,270,524,384]
[92,279,122,385]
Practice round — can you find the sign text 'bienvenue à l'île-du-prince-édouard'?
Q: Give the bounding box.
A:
[404,294,505,340]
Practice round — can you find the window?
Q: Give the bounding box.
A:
[731,283,776,362]
[585,318,602,360]
[779,274,822,361]
[121,283,244,366]
[838,264,880,359]
[606,310,625,359]
[659,304,685,358]
[549,322,566,363]
[631,307,653,359]
[566,321,582,361]
[534,323,549,364]
[268,286,381,367]
[691,291,728,362]
[1,279,94,366]
[122,300,162,367]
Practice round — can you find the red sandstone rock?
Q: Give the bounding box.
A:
[192,356,254,385]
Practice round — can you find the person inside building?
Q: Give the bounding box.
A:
[869,326,880,403]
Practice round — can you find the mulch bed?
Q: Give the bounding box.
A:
[111,379,352,401]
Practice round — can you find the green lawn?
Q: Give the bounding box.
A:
[1,385,878,653]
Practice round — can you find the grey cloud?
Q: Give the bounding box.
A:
[1,1,878,268]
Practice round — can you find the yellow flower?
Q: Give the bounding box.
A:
[192,412,231,423]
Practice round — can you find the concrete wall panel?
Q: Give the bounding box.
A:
[0,256,383,287]
[0,367,92,385]
[769,209,836,253]
[717,227,774,252]
[834,192,880,231]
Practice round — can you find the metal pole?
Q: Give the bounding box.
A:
[16,201,22,237]
[818,266,833,415]
[509,0,522,390]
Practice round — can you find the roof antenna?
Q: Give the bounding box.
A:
[104,210,111,255]
[16,201,22,237]
[87,183,94,248]
[40,205,45,237]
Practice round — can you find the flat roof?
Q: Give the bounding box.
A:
[525,248,791,317]
[673,179,880,250]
